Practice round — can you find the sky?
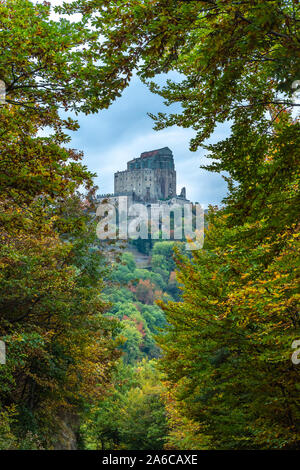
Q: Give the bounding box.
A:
[47,0,230,208]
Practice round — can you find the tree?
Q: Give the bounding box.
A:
[158,191,300,448]
[60,0,299,448]
[2,0,299,450]
[152,242,177,273]
[63,0,300,148]
[0,1,125,447]
[0,195,121,448]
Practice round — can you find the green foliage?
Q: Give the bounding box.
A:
[63,0,299,450]
[103,243,177,366]
[140,305,167,335]
[152,242,177,272]
[60,0,299,449]
[0,198,121,448]
[1,0,119,118]
[158,111,300,449]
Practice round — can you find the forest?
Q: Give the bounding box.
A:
[0,0,299,450]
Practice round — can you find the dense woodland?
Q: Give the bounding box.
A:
[0,0,299,450]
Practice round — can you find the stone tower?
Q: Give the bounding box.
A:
[114,147,176,202]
